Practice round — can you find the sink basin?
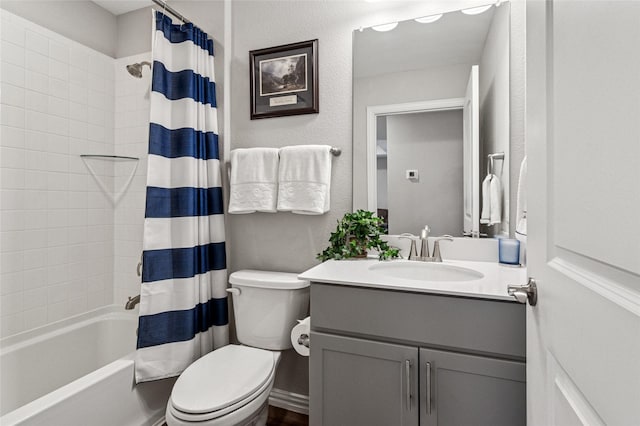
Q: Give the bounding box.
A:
[369,261,484,282]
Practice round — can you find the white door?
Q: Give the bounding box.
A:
[463,65,479,237]
[526,1,640,425]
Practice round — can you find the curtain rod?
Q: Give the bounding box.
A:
[151,0,191,24]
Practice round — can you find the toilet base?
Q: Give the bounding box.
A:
[244,402,269,426]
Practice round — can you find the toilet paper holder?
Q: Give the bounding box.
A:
[297,333,310,348]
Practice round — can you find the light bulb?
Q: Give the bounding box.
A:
[372,22,399,32]
[415,14,443,24]
[461,5,493,15]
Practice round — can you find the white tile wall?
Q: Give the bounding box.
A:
[113,53,151,305]
[0,10,117,337]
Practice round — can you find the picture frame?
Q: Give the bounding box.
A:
[250,39,319,119]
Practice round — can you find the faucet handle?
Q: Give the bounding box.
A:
[432,237,454,262]
[399,234,419,260]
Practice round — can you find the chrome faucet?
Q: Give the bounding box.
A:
[125,294,140,310]
[419,226,430,260]
[432,237,454,262]
[400,226,434,262]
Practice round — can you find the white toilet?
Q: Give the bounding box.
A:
[165,270,310,426]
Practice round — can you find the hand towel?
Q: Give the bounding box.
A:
[515,156,527,235]
[277,145,332,215]
[228,148,279,214]
[480,174,502,225]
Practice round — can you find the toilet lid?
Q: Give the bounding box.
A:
[171,345,276,414]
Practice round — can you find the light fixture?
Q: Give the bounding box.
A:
[371,22,398,32]
[461,4,493,15]
[414,14,443,24]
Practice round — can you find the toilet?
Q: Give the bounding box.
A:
[165,270,310,426]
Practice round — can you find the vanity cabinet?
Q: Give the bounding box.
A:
[309,282,526,426]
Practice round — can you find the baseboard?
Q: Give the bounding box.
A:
[151,417,166,426]
[268,387,309,415]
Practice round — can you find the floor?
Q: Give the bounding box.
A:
[267,406,309,426]
[162,406,308,426]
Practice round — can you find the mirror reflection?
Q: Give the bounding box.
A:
[352,3,511,237]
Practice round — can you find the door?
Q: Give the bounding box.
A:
[462,65,479,237]
[309,332,419,426]
[419,348,526,426]
[526,1,640,425]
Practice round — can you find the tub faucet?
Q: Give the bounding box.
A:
[125,294,140,310]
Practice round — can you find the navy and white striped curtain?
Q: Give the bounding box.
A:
[135,11,228,383]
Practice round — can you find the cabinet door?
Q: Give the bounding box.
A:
[310,332,419,426]
[419,348,525,426]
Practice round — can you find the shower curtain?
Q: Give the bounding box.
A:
[135,11,228,383]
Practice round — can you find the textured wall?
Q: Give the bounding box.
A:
[386,110,463,236]
[229,0,496,398]
[353,63,474,210]
[479,3,511,236]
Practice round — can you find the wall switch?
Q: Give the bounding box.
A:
[406,169,419,180]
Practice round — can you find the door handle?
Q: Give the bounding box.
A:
[425,361,432,415]
[507,277,537,306]
[405,360,412,411]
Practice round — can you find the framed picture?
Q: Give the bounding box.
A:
[250,39,319,119]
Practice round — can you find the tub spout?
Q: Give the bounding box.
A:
[125,295,140,310]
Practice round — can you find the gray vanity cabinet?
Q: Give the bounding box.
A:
[309,282,526,426]
[310,332,419,426]
[419,348,526,426]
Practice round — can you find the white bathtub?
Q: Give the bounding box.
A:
[0,305,176,426]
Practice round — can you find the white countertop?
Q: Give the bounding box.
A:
[299,258,528,302]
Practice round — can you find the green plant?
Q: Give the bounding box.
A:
[317,210,400,261]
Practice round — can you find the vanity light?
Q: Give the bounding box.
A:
[372,22,398,32]
[461,5,493,15]
[414,14,443,24]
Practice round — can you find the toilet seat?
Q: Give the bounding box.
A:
[168,345,278,423]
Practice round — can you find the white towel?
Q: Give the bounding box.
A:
[277,145,332,215]
[480,174,502,225]
[515,156,527,235]
[228,148,279,214]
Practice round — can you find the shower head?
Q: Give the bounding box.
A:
[126,61,151,78]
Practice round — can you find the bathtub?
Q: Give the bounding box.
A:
[0,305,176,426]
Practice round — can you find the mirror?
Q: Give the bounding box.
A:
[353,3,513,237]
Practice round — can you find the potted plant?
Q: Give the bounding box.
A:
[317,210,400,261]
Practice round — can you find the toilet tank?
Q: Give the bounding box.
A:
[229,270,310,350]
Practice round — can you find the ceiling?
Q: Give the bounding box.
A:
[91,0,152,16]
[354,6,496,78]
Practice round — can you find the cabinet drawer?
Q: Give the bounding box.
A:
[311,282,525,359]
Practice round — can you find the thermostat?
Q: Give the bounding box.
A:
[406,169,419,180]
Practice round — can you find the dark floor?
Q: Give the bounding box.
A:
[162,406,308,426]
[267,406,309,426]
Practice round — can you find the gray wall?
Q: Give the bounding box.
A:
[115,6,154,58]
[386,110,463,236]
[0,0,117,56]
[509,0,526,238]
[353,63,474,210]
[479,2,510,236]
[228,0,502,400]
